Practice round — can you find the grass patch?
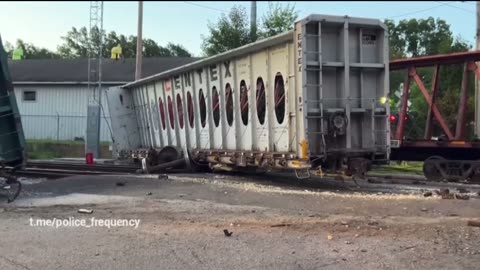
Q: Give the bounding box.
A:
[370,161,424,176]
[27,150,63,160]
[26,139,111,160]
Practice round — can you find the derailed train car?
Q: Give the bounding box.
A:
[107,14,390,177]
[0,36,26,168]
[0,36,26,202]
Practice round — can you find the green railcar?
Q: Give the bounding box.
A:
[0,36,26,169]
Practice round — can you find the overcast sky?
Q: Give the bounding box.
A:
[0,1,476,56]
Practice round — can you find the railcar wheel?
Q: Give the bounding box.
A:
[157,146,181,164]
[468,161,480,183]
[423,156,444,181]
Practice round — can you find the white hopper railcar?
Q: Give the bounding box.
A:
[107,14,391,177]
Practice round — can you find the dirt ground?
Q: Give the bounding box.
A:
[0,173,479,270]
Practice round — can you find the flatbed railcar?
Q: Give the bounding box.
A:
[107,14,391,178]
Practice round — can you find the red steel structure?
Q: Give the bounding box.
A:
[389,51,480,182]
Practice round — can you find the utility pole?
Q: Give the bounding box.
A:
[475,1,480,138]
[135,1,143,80]
[86,1,103,162]
[96,1,104,157]
[250,1,257,42]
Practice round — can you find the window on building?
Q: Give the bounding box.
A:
[23,90,37,102]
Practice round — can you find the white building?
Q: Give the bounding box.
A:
[9,57,198,142]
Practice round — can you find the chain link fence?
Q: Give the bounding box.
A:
[20,114,113,143]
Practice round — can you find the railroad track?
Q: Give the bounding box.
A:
[15,161,141,178]
[11,161,480,190]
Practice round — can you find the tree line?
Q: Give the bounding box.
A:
[3,3,297,59]
[4,27,193,59]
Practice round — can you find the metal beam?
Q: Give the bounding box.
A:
[455,63,469,140]
[395,70,410,141]
[409,67,454,140]
[390,51,480,70]
[424,65,440,139]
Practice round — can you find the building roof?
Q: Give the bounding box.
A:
[8,57,201,85]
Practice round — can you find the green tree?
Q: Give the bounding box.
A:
[259,2,298,39]
[165,43,191,57]
[57,26,191,58]
[4,41,14,58]
[57,27,91,58]
[201,5,251,56]
[201,4,299,56]
[10,39,60,59]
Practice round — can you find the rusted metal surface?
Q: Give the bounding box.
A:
[409,67,454,140]
[455,63,470,140]
[390,51,480,182]
[390,51,480,70]
[391,51,480,145]
[400,140,480,148]
[395,71,411,141]
[424,65,440,139]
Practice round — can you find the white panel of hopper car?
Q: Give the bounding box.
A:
[147,83,161,148]
[154,81,169,148]
[269,44,290,152]
[181,71,197,149]
[220,60,236,150]
[207,63,222,149]
[251,50,269,152]
[235,56,252,151]
[163,78,178,146]
[106,87,141,157]
[137,87,149,147]
[132,88,146,147]
[172,74,187,149]
[140,85,154,147]
[193,67,210,150]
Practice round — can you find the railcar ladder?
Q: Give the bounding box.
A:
[371,99,389,162]
[304,27,327,159]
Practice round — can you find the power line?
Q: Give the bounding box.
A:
[435,1,475,14]
[183,1,228,13]
[384,3,449,19]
